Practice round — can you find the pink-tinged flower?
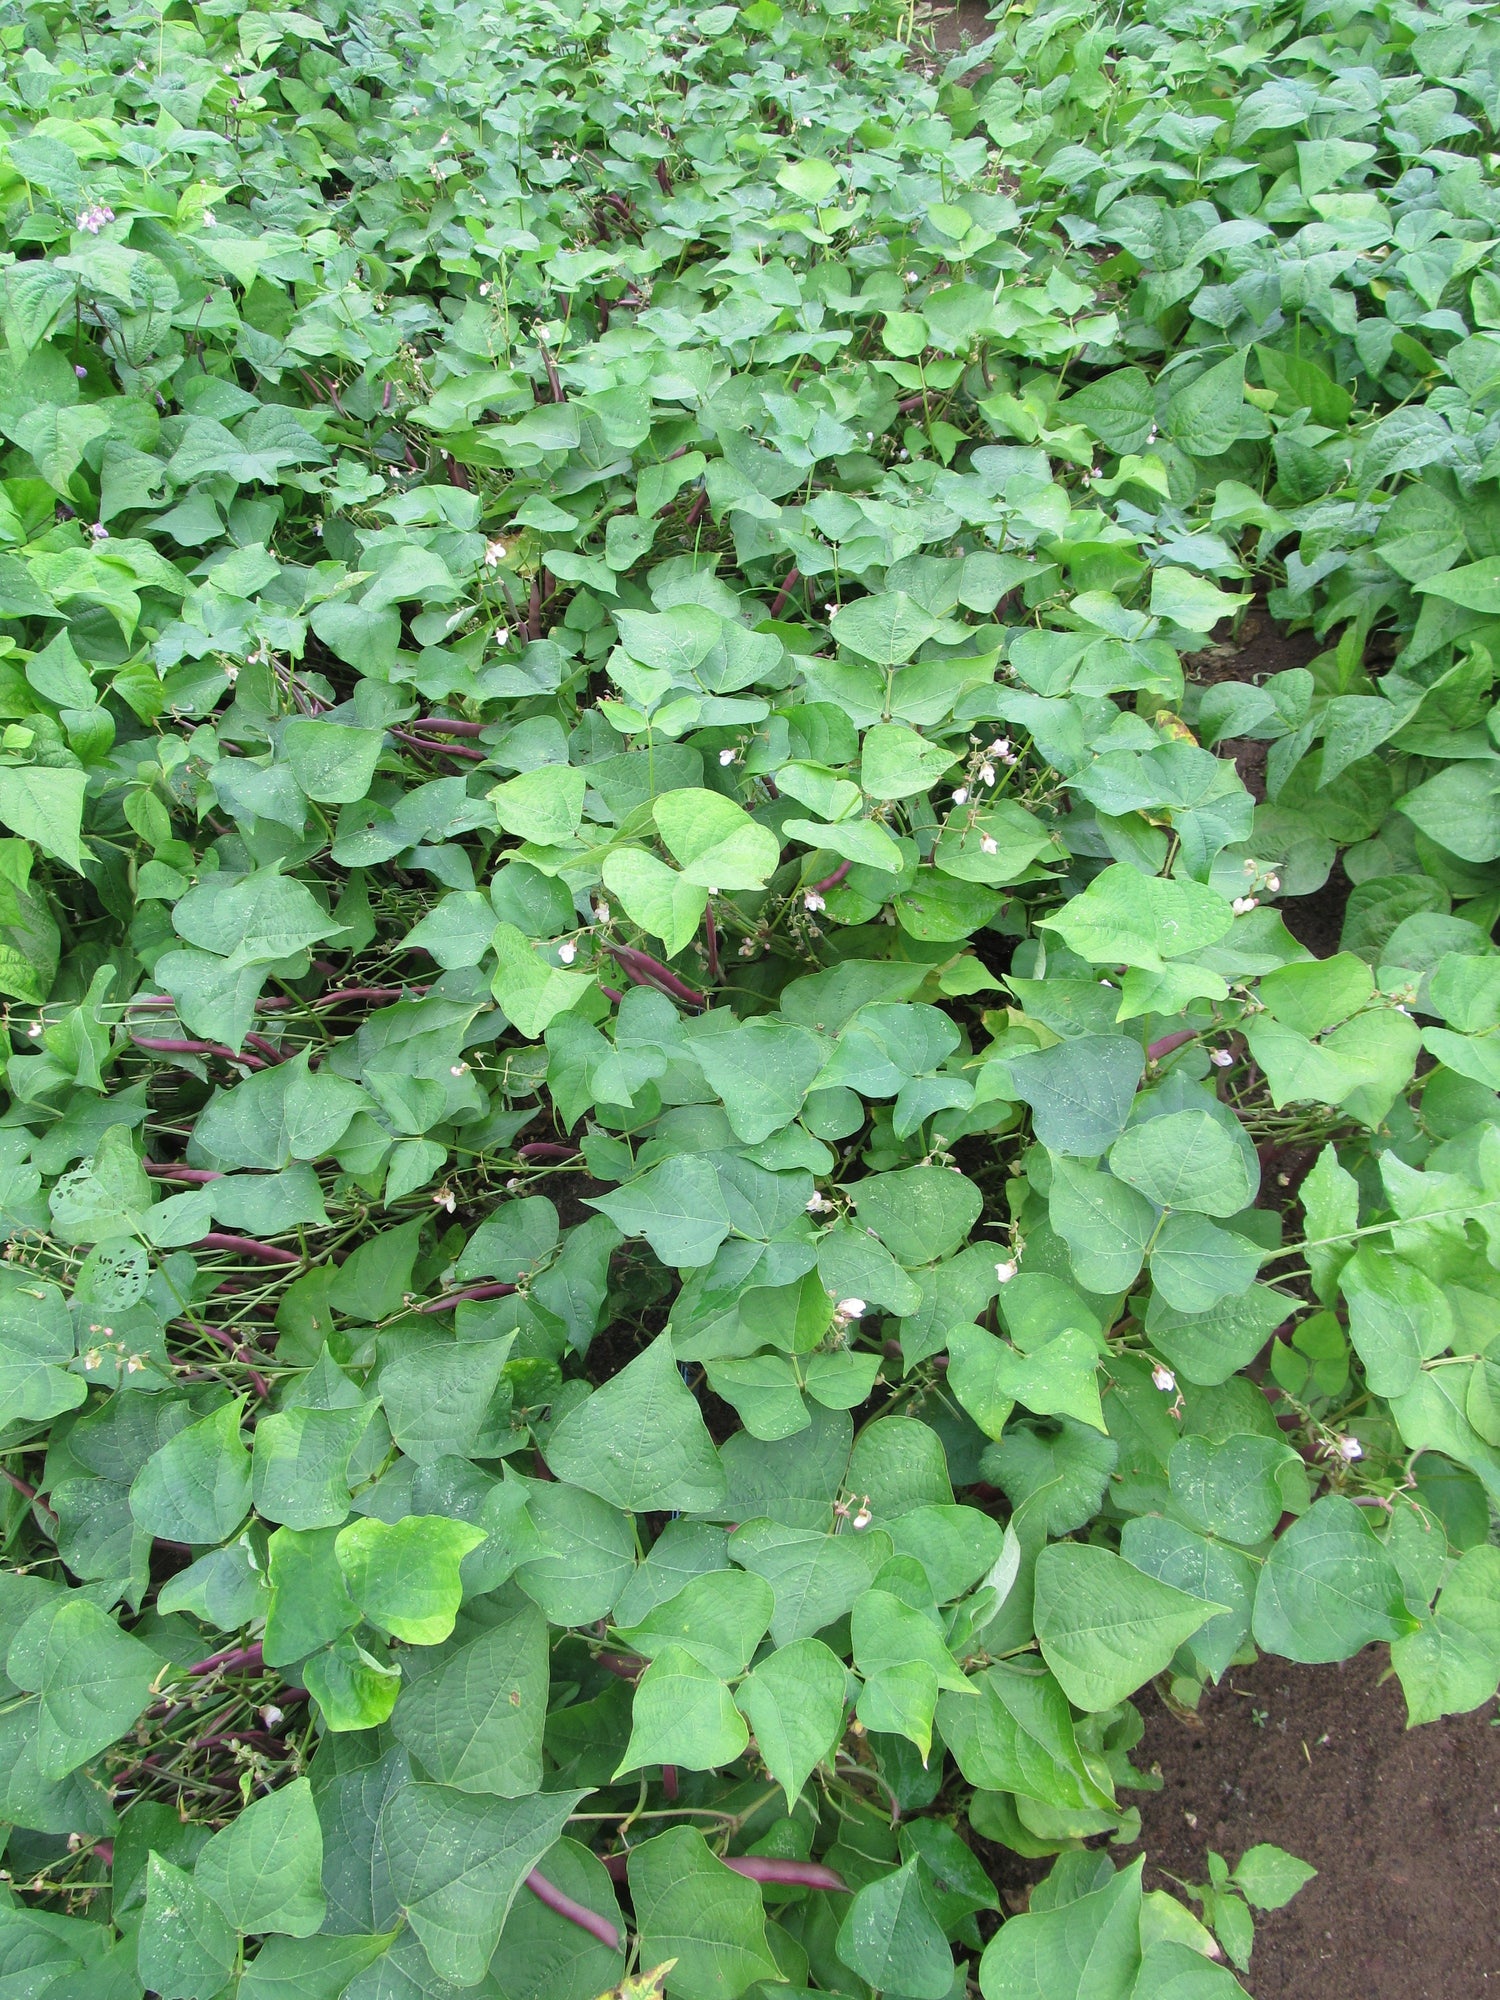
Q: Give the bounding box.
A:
[806,1191,830,1214]
[1232,895,1257,914]
[75,203,115,234]
[719,747,737,766]
[803,890,825,912]
[1209,1048,1233,1067]
[483,539,507,567]
[1152,1364,1177,1392]
[88,521,109,541]
[432,1188,456,1213]
[1337,1434,1363,1461]
[75,364,88,379]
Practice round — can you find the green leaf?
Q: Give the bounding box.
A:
[484,1837,624,2000]
[616,1644,749,1775]
[1252,1496,1414,1663]
[1150,568,1250,633]
[734,1637,847,1808]
[601,848,708,955]
[977,1855,1144,2000]
[1340,1244,1454,1397]
[1109,1111,1256,1217]
[492,765,586,844]
[381,1783,587,1987]
[138,1854,238,2000]
[1165,352,1250,459]
[627,1826,780,2000]
[852,1164,982,1265]
[302,1632,401,1733]
[1148,1213,1263,1313]
[837,1856,955,2000]
[1230,1844,1316,1911]
[729,1518,886,1644]
[7,1595,161,1780]
[130,1400,253,1545]
[192,1053,368,1170]
[654,788,781,890]
[251,1404,372,1530]
[830,592,938,665]
[0,767,89,872]
[493,922,597,1039]
[238,1934,396,2000]
[861,723,960,799]
[392,1588,549,1796]
[335,1515,487,1644]
[1033,1544,1222,1711]
[264,1525,359,1668]
[545,1332,726,1511]
[1048,1159,1156,1293]
[615,1568,774,1678]
[692,1019,826,1144]
[939,1662,1113,1812]
[1009,1037,1145,1157]
[1168,1433,1301,1547]
[281,719,384,805]
[1039,865,1233,972]
[194,1777,325,1936]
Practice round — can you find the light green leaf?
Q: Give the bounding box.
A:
[1033,1544,1223,1711]
[601,847,708,956]
[138,1855,237,2000]
[627,1826,780,2000]
[654,788,781,889]
[492,765,586,844]
[7,1595,161,1780]
[1109,1110,1256,1217]
[860,723,960,800]
[129,1400,252,1545]
[616,1644,749,1774]
[335,1515,487,1645]
[1252,1496,1415,1663]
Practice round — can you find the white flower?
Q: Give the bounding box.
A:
[1232,895,1257,914]
[981,833,998,855]
[202,209,216,228]
[593,901,610,924]
[260,1705,284,1729]
[994,1259,1018,1283]
[483,539,507,567]
[952,786,968,805]
[449,1062,469,1076]
[557,940,577,965]
[433,1187,456,1212]
[1209,1048,1233,1068]
[479,281,491,296]
[27,1022,42,1039]
[719,747,737,766]
[980,763,996,787]
[125,1354,144,1374]
[851,1501,873,1530]
[905,270,919,282]
[807,1191,830,1213]
[803,890,825,912]
[1152,1364,1177,1392]
[836,1297,866,1319]
[1265,874,1280,893]
[1336,1434,1363,1461]
[223,663,239,684]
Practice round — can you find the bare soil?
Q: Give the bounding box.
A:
[1129,1649,1500,1999]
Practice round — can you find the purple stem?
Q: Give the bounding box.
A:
[808,859,852,896]
[244,1032,287,1064]
[1147,1028,1196,1061]
[413,716,486,737]
[517,1142,581,1162]
[391,727,487,763]
[768,566,800,619]
[144,1163,222,1183]
[417,1280,517,1314]
[724,1858,850,1892]
[194,1233,300,1266]
[606,944,705,1011]
[133,1035,267,1070]
[188,1641,264,1677]
[525,1870,621,1951]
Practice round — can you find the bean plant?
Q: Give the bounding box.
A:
[0,0,1495,1994]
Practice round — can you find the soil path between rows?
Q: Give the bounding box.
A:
[1128,1649,1500,1998]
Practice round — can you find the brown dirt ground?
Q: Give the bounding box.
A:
[1128,1649,1500,1999]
